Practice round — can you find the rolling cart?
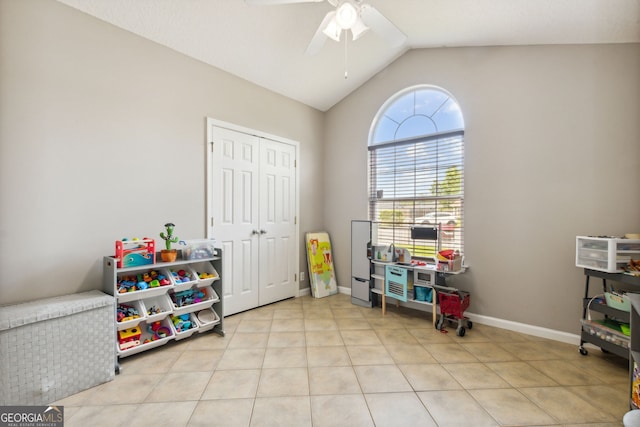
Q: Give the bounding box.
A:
[436,287,472,336]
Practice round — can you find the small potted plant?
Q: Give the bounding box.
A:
[159,222,179,262]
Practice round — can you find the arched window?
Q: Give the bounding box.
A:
[369,85,465,258]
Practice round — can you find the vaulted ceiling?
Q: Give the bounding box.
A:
[56,0,640,111]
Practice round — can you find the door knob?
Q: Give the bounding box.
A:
[251,230,260,235]
[260,229,267,234]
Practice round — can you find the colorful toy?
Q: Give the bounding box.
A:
[117,303,140,323]
[437,249,462,272]
[115,238,155,268]
[436,290,472,337]
[159,223,179,262]
[142,322,172,343]
[170,289,206,308]
[197,271,216,280]
[160,223,179,250]
[171,314,193,332]
[117,270,168,293]
[147,305,162,315]
[171,268,195,284]
[147,321,161,332]
[118,327,141,350]
[154,326,171,339]
[632,364,640,408]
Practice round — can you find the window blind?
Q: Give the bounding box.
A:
[368,130,464,259]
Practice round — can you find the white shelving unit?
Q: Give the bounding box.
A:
[103,250,224,370]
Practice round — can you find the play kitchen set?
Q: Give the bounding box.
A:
[351,220,470,336]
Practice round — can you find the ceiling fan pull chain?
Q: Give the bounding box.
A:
[344,30,348,79]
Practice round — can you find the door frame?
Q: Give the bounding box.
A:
[205,117,301,297]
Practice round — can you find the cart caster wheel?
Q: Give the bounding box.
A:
[579,347,588,356]
[457,327,466,337]
[467,321,473,330]
[436,317,444,330]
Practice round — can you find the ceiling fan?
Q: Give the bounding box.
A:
[246,0,407,55]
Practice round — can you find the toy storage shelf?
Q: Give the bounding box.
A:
[103,249,224,370]
[578,268,640,360]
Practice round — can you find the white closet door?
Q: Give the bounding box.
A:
[210,126,260,315]
[258,138,297,306]
[209,123,299,316]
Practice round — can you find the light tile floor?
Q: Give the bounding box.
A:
[57,293,629,426]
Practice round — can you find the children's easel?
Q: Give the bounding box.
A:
[305,232,338,298]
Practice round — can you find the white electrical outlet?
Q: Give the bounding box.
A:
[300,271,305,282]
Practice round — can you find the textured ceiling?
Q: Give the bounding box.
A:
[56,0,640,111]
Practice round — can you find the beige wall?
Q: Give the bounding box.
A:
[325,44,640,333]
[3,0,639,335]
[0,0,324,304]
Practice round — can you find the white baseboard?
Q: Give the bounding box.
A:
[297,285,351,298]
[297,287,310,297]
[298,285,580,345]
[464,312,580,345]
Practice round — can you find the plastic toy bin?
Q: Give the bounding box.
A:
[191,262,220,288]
[0,291,115,405]
[576,236,640,273]
[117,317,174,358]
[195,308,221,333]
[169,285,218,316]
[581,319,630,349]
[605,292,631,312]
[116,268,173,303]
[180,239,217,260]
[140,294,173,323]
[168,265,199,291]
[170,312,199,340]
[116,300,145,331]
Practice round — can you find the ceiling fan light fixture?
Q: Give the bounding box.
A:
[350,17,369,40]
[322,11,341,41]
[335,1,358,29]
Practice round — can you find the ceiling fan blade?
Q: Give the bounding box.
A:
[245,0,323,5]
[359,4,407,48]
[304,11,334,55]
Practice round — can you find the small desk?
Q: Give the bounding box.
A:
[371,261,465,327]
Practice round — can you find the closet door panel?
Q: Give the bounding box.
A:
[211,127,260,315]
